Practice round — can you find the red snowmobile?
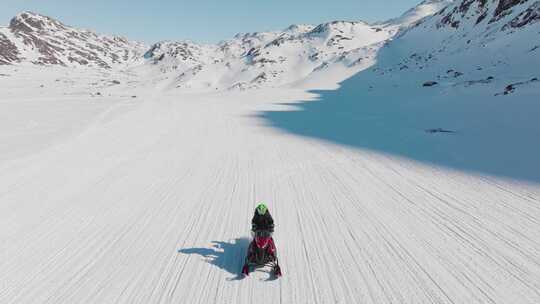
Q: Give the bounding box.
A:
[241,230,282,277]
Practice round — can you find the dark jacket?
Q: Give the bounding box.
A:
[251,211,274,232]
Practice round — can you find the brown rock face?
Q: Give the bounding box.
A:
[493,0,528,18]
[0,11,146,68]
[9,12,67,33]
[504,1,540,28]
[438,0,536,28]
[0,32,20,64]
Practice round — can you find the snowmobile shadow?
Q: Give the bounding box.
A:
[262,273,280,282]
[178,238,250,280]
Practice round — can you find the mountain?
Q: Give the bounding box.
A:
[0,11,146,68]
[258,0,540,184]
[377,0,454,33]
[143,21,392,90]
[370,0,540,95]
[0,2,452,88]
[2,1,537,92]
[141,1,454,91]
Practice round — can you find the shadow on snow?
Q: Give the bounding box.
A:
[258,59,540,183]
[178,238,250,280]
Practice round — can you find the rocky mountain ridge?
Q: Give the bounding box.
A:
[0,11,146,68]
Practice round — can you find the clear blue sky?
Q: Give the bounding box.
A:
[1,0,422,44]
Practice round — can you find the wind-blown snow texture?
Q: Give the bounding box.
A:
[1,1,540,303]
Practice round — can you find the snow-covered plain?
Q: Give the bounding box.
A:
[2,0,540,303]
[1,63,540,303]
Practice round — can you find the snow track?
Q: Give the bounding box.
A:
[1,88,539,304]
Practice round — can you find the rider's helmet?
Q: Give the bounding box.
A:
[256,202,268,215]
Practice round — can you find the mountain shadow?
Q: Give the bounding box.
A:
[259,59,540,183]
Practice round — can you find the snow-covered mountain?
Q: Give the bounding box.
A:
[370,0,540,96]
[141,21,392,90]
[0,2,451,88]
[376,0,454,33]
[141,1,454,90]
[261,0,540,183]
[2,0,538,92]
[0,11,146,68]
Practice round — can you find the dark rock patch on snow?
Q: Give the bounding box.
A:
[425,128,456,134]
[423,81,439,86]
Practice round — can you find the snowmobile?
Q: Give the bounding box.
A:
[241,229,282,277]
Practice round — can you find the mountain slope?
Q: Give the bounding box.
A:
[142,1,454,91]
[261,0,540,181]
[377,0,454,33]
[371,0,540,94]
[0,1,457,87]
[0,12,146,68]
[142,21,391,90]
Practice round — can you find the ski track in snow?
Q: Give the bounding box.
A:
[0,84,539,304]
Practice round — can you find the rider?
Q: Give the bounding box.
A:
[243,202,281,276]
[251,202,274,232]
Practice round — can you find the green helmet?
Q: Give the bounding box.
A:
[256,203,268,215]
